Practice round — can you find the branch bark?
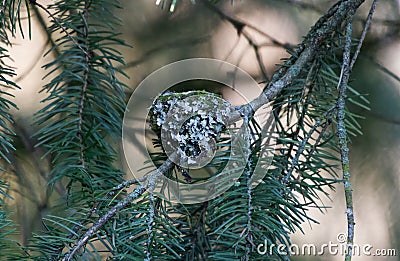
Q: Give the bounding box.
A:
[337,15,356,261]
[337,1,376,260]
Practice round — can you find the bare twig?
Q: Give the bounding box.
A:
[203,0,292,49]
[349,0,377,71]
[338,2,376,260]
[336,14,355,261]
[203,0,295,82]
[277,0,325,13]
[242,30,269,82]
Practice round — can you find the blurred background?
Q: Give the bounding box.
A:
[5,0,400,260]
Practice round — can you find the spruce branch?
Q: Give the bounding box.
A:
[62,158,174,261]
[34,0,128,188]
[349,0,377,71]
[284,120,322,184]
[145,193,156,261]
[336,17,355,260]
[0,1,23,258]
[30,0,129,258]
[336,1,376,260]
[61,183,146,261]
[244,167,254,261]
[282,60,319,184]
[247,0,365,113]
[52,203,99,257]
[59,1,371,259]
[76,2,90,170]
[283,100,337,185]
[241,116,254,260]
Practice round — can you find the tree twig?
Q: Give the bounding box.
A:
[62,158,174,261]
[338,2,376,260]
[246,0,365,114]
[336,13,355,261]
[203,0,295,82]
[349,0,377,71]
[28,0,90,58]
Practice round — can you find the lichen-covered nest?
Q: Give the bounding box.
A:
[148,90,233,162]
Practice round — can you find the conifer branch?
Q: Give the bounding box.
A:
[337,2,376,260]
[62,158,174,261]
[0,1,21,258]
[282,61,318,184]
[62,184,147,261]
[77,3,90,170]
[145,194,156,261]
[337,14,355,261]
[61,1,370,259]
[245,166,254,261]
[242,117,254,260]
[284,103,337,184]
[108,179,141,194]
[247,0,365,113]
